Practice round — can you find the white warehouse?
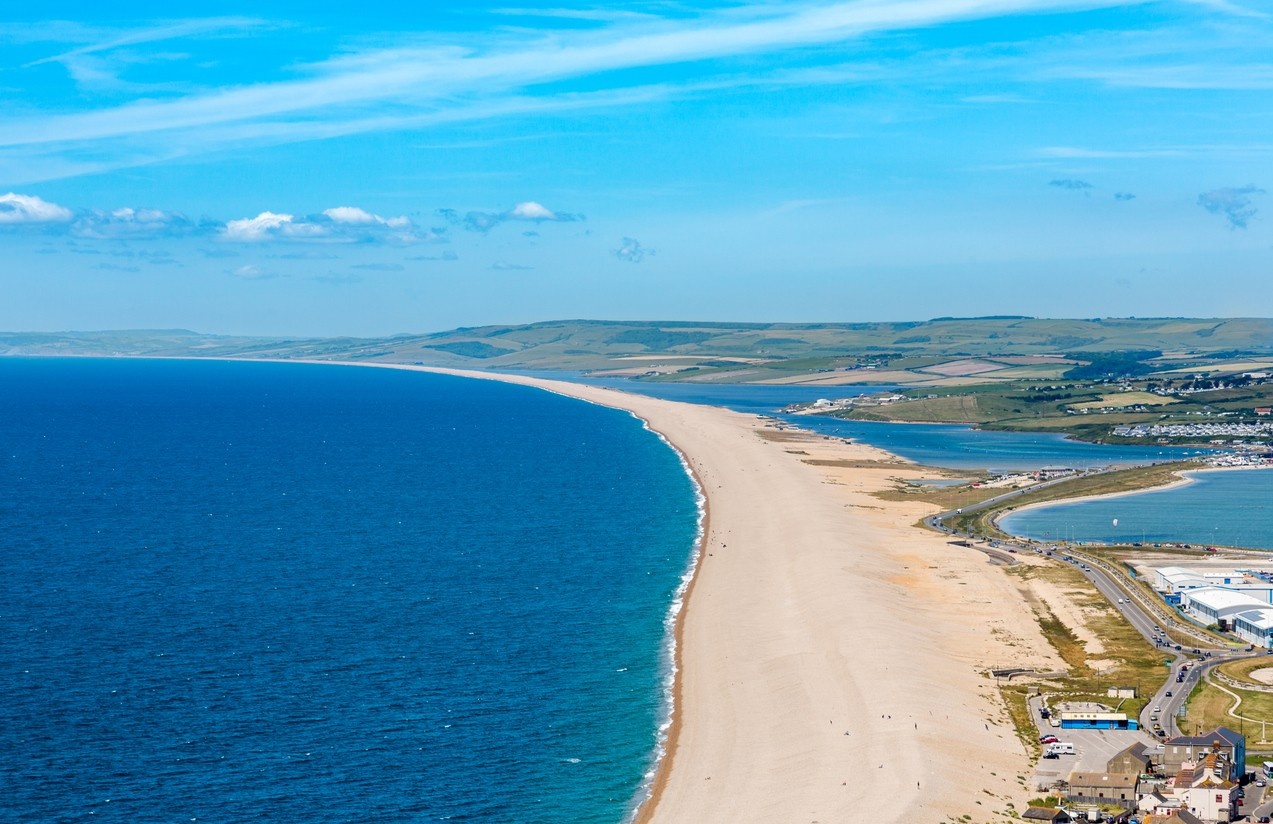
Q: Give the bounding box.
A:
[1233,609,1273,648]
[1181,587,1269,625]
[1153,566,1273,603]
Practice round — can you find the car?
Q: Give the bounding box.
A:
[1040,735,1059,744]
[1166,690,1173,697]
[1042,752,1059,759]
[1257,780,1267,788]
[1154,706,1161,712]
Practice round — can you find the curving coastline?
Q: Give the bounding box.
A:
[359,363,1060,822]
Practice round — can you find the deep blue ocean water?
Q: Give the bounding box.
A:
[0,358,699,823]
[999,469,1273,550]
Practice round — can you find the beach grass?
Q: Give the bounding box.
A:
[1003,561,1167,728]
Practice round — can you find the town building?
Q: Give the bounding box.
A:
[1161,729,1246,783]
[1058,710,1139,730]
[1066,770,1139,809]
[1107,742,1155,775]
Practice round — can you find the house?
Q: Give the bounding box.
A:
[1107,742,1154,775]
[1022,806,1070,822]
[1143,812,1204,824]
[1066,770,1140,808]
[1176,752,1239,822]
[1162,728,1246,783]
[1255,407,1271,417]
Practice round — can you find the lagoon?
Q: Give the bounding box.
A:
[999,468,1273,550]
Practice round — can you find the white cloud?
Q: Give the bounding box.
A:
[444,200,583,232]
[0,192,73,223]
[222,211,312,242]
[222,206,436,243]
[507,201,557,220]
[322,205,411,228]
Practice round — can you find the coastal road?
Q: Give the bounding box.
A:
[922,471,1103,536]
[928,474,1272,743]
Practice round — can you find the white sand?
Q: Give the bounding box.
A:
[368,364,1058,822]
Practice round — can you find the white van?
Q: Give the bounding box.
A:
[1045,742,1076,756]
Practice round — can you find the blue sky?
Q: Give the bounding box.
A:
[2,1,1270,336]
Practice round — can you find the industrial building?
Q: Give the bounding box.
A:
[1179,587,1269,627]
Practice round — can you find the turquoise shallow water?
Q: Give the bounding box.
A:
[0,358,699,823]
[999,468,1273,550]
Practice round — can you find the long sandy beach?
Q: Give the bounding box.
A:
[380,364,1061,821]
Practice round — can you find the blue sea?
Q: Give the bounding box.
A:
[0,358,700,823]
[999,468,1273,550]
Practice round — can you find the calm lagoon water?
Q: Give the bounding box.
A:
[512,373,1211,471]
[0,358,699,823]
[999,469,1273,550]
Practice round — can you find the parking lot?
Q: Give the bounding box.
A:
[1031,726,1160,791]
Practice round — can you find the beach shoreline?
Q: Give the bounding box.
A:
[140,356,1059,821]
[368,363,1058,822]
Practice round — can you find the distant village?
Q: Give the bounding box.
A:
[1023,559,1273,823]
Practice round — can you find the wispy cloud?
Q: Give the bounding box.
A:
[350,262,404,272]
[1037,145,1187,159]
[613,236,651,263]
[24,17,269,68]
[1048,178,1093,191]
[440,201,583,233]
[405,251,459,261]
[1197,185,1265,228]
[229,263,276,279]
[220,207,439,243]
[1113,191,1136,201]
[72,207,201,239]
[0,0,1171,180]
[492,261,534,270]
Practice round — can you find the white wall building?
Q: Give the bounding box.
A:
[1153,566,1273,604]
[1181,587,1269,625]
[1232,609,1273,648]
